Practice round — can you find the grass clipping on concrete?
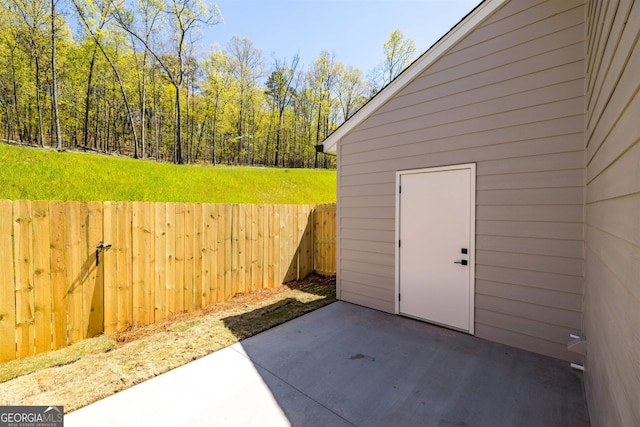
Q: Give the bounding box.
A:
[0,276,335,413]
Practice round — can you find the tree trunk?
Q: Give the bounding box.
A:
[174,84,183,164]
[9,47,22,143]
[52,0,62,151]
[83,47,98,149]
[34,55,45,147]
[211,95,219,165]
[140,50,147,159]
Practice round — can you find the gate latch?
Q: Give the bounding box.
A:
[96,242,112,266]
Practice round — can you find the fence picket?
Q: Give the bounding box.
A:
[116,202,132,330]
[132,202,145,324]
[143,202,155,324]
[201,204,212,305]
[14,200,34,357]
[64,202,83,345]
[267,205,276,288]
[87,202,104,337]
[165,203,176,316]
[0,201,336,362]
[223,205,232,300]
[215,204,226,303]
[184,203,195,311]
[175,203,185,313]
[193,204,203,310]
[32,201,52,354]
[0,200,16,362]
[103,202,118,334]
[154,204,166,322]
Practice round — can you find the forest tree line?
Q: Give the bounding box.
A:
[0,0,417,167]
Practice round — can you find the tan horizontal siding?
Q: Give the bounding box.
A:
[375,68,584,130]
[340,182,395,197]
[341,250,395,267]
[347,96,583,147]
[586,196,640,242]
[476,294,582,329]
[339,195,394,209]
[385,42,584,119]
[477,187,583,205]
[337,0,586,362]
[340,218,394,232]
[341,260,394,280]
[476,265,583,294]
[477,169,584,190]
[340,288,394,313]
[340,238,394,255]
[340,207,394,220]
[476,309,579,349]
[343,129,584,168]
[476,280,583,312]
[476,220,583,240]
[476,205,583,222]
[474,323,575,362]
[586,87,640,182]
[341,228,394,243]
[585,225,640,300]
[342,145,584,178]
[396,27,584,106]
[586,142,640,203]
[452,0,567,52]
[477,251,583,276]
[341,114,584,156]
[436,1,584,67]
[340,170,393,186]
[476,235,583,258]
[583,0,640,425]
[584,245,640,425]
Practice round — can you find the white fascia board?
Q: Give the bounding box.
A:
[322,0,507,155]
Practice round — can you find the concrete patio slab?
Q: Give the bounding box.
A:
[66,301,589,426]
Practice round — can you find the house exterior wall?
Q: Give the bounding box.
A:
[337,0,586,361]
[583,0,640,425]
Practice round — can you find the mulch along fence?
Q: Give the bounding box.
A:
[0,201,336,362]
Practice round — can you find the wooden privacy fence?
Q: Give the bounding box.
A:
[0,201,336,362]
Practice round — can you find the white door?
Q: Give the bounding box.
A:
[397,165,475,333]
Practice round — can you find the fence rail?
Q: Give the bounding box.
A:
[0,200,336,362]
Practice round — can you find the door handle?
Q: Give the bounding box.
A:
[454,260,468,266]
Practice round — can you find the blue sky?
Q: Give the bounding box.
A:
[203,0,482,74]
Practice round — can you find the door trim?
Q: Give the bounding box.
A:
[394,163,476,334]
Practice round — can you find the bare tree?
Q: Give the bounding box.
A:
[308,51,337,168]
[5,0,48,146]
[113,0,221,164]
[333,63,369,124]
[265,54,298,167]
[226,36,263,164]
[72,0,140,156]
[51,0,62,150]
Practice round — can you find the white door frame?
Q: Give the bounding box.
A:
[394,163,476,334]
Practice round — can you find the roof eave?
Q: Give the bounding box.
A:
[322,0,507,156]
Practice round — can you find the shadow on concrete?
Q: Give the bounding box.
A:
[230,302,590,427]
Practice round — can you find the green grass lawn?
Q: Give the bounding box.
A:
[0,143,336,204]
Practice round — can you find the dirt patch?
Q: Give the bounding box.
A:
[111,274,335,344]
